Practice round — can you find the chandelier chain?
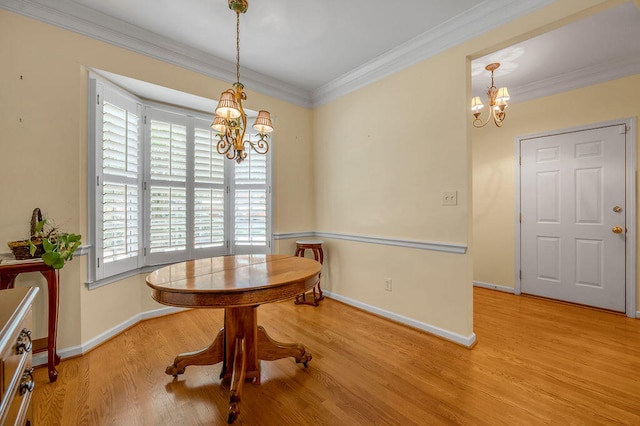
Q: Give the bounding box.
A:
[235,11,241,83]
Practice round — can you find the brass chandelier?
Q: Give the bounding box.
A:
[212,0,273,163]
[471,62,510,128]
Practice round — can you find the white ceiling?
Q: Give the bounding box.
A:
[2,0,640,109]
[78,0,483,92]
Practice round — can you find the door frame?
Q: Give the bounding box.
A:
[514,117,637,317]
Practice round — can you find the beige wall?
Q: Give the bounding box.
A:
[0,9,315,349]
[313,53,473,337]
[472,74,640,309]
[0,0,620,353]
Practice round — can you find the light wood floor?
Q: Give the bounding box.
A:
[32,287,640,425]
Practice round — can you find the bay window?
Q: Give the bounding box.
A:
[88,74,272,287]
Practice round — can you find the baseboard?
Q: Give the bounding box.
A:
[32,306,187,367]
[473,280,515,294]
[323,291,476,348]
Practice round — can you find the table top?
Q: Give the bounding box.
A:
[295,239,323,245]
[146,254,321,308]
[0,258,54,274]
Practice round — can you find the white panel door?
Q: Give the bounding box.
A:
[520,125,626,311]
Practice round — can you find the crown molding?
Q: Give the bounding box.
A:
[511,55,640,103]
[310,0,554,107]
[1,0,558,109]
[0,0,313,108]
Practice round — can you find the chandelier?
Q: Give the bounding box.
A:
[471,62,510,128]
[212,0,273,163]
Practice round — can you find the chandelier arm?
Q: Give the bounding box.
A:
[216,134,233,155]
[226,148,238,161]
[473,112,492,128]
[493,109,506,127]
[247,136,269,155]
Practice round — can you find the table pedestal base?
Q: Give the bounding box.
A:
[165,306,312,424]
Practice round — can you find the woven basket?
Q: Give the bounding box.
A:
[7,208,45,260]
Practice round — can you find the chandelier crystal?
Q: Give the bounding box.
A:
[212,0,273,163]
[471,62,510,128]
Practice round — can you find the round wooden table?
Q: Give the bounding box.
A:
[145,254,321,424]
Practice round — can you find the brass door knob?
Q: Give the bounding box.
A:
[613,206,623,213]
[612,226,624,234]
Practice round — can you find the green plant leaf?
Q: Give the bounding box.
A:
[42,252,64,269]
[42,238,56,252]
[51,257,65,269]
[29,240,37,256]
[67,233,82,243]
[42,251,57,266]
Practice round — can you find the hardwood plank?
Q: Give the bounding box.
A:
[31,287,640,425]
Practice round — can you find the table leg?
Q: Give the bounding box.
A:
[257,325,312,367]
[227,335,246,424]
[295,281,322,306]
[314,248,324,302]
[41,269,59,382]
[0,273,19,290]
[166,328,225,377]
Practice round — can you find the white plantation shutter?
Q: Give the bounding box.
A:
[92,81,142,280]
[233,134,270,253]
[146,109,188,263]
[149,186,187,251]
[102,182,138,262]
[194,119,226,251]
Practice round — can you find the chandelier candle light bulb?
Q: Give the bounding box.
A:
[471,62,510,128]
[211,0,274,163]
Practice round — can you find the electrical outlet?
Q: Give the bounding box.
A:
[384,278,393,291]
[441,190,458,206]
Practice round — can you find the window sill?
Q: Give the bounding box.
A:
[85,263,176,290]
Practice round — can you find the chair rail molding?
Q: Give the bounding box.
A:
[274,231,467,255]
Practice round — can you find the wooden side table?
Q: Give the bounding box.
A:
[0,260,61,382]
[294,239,324,306]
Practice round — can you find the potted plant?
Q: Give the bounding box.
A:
[7,208,82,269]
[28,218,82,269]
